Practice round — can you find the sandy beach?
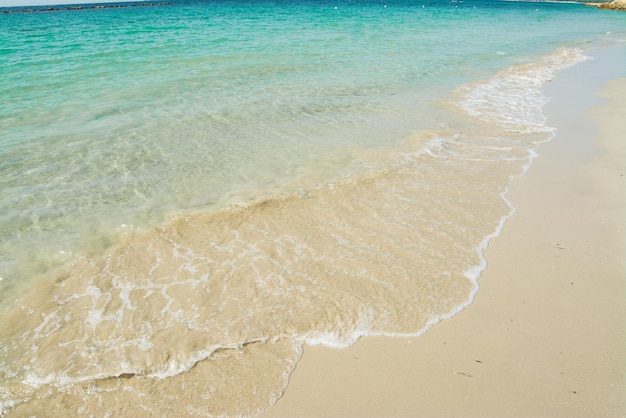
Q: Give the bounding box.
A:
[2,1,626,414]
[267,49,626,417]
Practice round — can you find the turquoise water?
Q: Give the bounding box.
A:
[1,0,623,284]
[0,0,624,415]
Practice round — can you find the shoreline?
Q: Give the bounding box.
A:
[266,47,626,416]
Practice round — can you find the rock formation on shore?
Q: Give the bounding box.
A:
[1,2,171,13]
[587,0,626,11]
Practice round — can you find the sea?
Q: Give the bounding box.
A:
[0,0,624,415]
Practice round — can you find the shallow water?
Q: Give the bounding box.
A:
[0,0,624,415]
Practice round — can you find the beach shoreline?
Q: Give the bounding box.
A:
[1,1,625,414]
[266,48,626,417]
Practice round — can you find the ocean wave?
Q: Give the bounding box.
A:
[0,41,604,418]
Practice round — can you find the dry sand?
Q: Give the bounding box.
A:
[266,50,626,417]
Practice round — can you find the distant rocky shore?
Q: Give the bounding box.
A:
[4,0,625,14]
[587,0,626,11]
[1,2,171,13]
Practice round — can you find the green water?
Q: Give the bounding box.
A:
[0,0,624,415]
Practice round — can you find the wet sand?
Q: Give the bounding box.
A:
[267,52,626,416]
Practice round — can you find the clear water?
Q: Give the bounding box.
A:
[0,0,624,415]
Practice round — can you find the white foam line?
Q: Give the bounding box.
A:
[406,49,593,339]
[2,49,598,413]
[302,47,592,349]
